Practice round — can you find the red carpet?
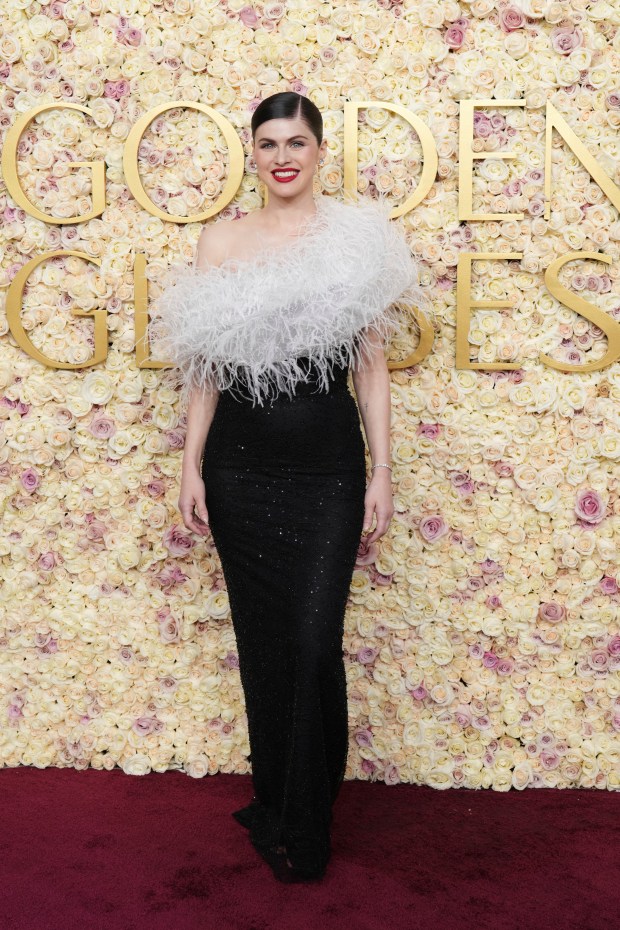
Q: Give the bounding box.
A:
[1,767,618,930]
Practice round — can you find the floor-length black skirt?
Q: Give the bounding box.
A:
[201,355,367,875]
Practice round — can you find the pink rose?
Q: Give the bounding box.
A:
[356,536,380,566]
[528,199,546,217]
[357,647,378,664]
[89,416,116,438]
[575,488,605,525]
[419,514,449,543]
[163,524,195,554]
[21,468,40,491]
[588,650,609,671]
[370,568,394,587]
[538,601,566,623]
[165,429,185,449]
[159,614,181,643]
[417,422,442,439]
[483,651,499,669]
[496,659,514,676]
[506,180,524,197]
[411,685,427,701]
[550,25,584,55]
[473,112,493,139]
[38,552,57,571]
[444,24,466,48]
[450,471,474,494]
[500,6,526,32]
[361,759,377,775]
[607,636,620,657]
[157,564,189,589]
[600,576,618,595]
[354,728,373,747]
[540,751,560,770]
[486,594,502,610]
[454,705,472,727]
[132,716,163,736]
[239,5,259,27]
[124,30,141,48]
[384,763,400,785]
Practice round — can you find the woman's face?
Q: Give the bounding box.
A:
[252,116,326,197]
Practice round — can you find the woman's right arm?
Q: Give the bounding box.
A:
[178,225,225,536]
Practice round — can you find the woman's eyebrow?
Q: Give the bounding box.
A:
[257,134,309,141]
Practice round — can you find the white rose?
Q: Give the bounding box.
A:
[122,754,152,776]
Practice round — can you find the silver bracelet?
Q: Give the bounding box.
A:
[371,463,392,471]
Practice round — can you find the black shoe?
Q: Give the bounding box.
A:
[281,861,326,882]
[231,796,261,829]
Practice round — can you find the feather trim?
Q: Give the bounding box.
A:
[144,194,430,410]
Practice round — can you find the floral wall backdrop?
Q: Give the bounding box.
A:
[1,0,620,789]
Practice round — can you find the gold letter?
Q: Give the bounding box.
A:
[456,252,522,369]
[124,102,244,223]
[343,101,437,217]
[134,253,170,368]
[1,104,106,224]
[388,306,435,370]
[541,252,620,372]
[545,101,620,221]
[459,99,525,221]
[6,251,107,368]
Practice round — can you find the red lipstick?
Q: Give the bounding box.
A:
[271,170,300,183]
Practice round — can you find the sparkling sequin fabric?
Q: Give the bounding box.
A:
[201,352,367,876]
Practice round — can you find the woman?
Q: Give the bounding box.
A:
[148,91,429,882]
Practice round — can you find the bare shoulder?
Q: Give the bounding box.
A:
[195,223,226,270]
[196,213,262,268]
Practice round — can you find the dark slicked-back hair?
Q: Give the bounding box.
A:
[251,92,323,146]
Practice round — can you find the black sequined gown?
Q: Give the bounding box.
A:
[201,353,367,876]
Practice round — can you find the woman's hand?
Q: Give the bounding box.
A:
[179,467,210,536]
[362,469,394,543]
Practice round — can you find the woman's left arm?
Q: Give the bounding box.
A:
[351,328,394,543]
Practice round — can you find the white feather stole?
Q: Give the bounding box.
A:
[146,194,429,409]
